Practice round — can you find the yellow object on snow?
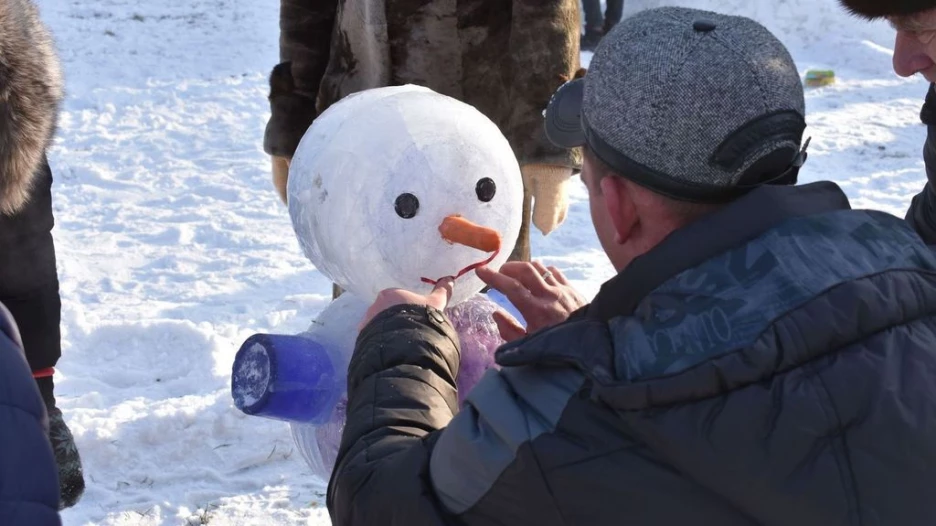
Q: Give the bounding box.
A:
[805,70,835,88]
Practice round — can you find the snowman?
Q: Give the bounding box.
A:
[232,85,524,479]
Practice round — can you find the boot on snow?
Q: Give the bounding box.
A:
[36,376,85,509]
[580,28,603,52]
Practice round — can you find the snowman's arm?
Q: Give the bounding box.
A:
[327,304,462,524]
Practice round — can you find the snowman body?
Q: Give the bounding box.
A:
[288,292,505,479]
[285,85,524,478]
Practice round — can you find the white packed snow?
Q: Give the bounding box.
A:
[26,0,926,524]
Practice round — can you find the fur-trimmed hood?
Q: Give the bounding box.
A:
[839,0,936,20]
[0,0,63,216]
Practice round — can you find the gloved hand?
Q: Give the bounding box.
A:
[263,61,317,205]
[272,156,290,204]
[908,83,936,244]
[522,164,573,236]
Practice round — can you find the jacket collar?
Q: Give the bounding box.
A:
[586,182,852,322]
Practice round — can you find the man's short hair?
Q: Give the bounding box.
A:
[583,147,722,225]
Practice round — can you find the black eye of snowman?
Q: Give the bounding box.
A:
[476,178,496,202]
[394,192,419,219]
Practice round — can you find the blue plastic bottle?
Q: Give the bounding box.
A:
[231,333,342,425]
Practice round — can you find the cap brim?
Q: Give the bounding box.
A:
[544,78,585,149]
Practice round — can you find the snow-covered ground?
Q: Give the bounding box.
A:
[31,0,926,524]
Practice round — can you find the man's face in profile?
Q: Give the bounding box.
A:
[891,9,936,82]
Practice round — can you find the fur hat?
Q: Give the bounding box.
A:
[839,0,936,20]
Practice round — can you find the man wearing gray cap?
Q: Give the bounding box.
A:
[325,7,936,526]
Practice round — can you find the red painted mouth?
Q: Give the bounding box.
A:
[420,248,500,286]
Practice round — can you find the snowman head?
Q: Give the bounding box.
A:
[287,85,523,306]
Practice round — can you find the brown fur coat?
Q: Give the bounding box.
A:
[264,0,582,171]
[0,0,63,216]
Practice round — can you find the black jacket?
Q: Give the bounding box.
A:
[0,156,61,372]
[906,83,936,244]
[0,0,64,372]
[327,182,936,526]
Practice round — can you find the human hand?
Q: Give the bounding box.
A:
[272,156,290,204]
[522,165,573,236]
[358,278,454,331]
[476,262,587,342]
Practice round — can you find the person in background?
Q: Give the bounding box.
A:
[0,0,84,509]
[581,0,625,51]
[325,7,936,525]
[0,303,62,525]
[839,0,936,243]
[264,0,583,299]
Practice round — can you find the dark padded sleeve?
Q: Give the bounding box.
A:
[326,303,588,526]
[908,84,936,245]
[0,302,61,525]
[326,304,462,526]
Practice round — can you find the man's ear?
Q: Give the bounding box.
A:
[599,176,637,245]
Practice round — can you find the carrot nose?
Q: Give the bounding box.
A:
[439,215,501,253]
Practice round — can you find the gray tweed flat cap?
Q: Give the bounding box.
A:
[545,7,809,202]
